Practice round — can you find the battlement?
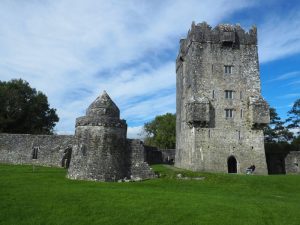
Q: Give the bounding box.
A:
[178,22,257,62]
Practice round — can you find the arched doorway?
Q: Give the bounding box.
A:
[227,156,237,173]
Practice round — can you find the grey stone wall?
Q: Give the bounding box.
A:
[285,151,300,174]
[176,22,269,174]
[0,133,74,167]
[127,139,155,180]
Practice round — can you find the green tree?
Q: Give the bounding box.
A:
[292,135,300,145]
[286,98,300,135]
[143,113,176,149]
[264,107,293,142]
[0,79,59,134]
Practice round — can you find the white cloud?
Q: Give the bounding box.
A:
[0,0,263,133]
[259,11,300,63]
[127,126,144,139]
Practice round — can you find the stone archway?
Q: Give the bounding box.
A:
[227,156,237,173]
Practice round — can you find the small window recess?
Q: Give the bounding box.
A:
[224,65,233,74]
[32,147,39,159]
[212,90,215,99]
[208,129,211,138]
[240,91,243,100]
[238,131,241,140]
[225,90,233,99]
[240,109,243,118]
[225,109,233,118]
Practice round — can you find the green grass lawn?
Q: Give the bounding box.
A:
[1,164,300,225]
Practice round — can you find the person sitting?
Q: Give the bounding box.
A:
[246,165,255,174]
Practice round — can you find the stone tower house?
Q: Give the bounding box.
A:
[175,22,270,174]
[68,91,154,181]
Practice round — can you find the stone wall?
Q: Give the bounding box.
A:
[144,146,175,165]
[285,151,300,174]
[127,139,155,180]
[144,145,163,164]
[0,133,74,167]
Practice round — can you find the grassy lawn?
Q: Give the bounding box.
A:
[1,164,300,225]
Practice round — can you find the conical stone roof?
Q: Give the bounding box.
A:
[75,91,126,128]
[86,91,120,118]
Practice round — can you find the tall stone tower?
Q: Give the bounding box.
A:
[175,22,270,174]
[68,91,128,181]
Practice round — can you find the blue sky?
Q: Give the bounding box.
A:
[0,0,299,137]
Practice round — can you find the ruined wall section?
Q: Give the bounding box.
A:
[126,139,155,180]
[0,133,74,167]
[285,151,300,174]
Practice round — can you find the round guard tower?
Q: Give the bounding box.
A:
[175,22,270,174]
[68,91,128,181]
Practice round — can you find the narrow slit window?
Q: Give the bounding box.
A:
[240,91,243,99]
[212,90,215,99]
[238,131,241,140]
[208,129,211,138]
[240,109,243,118]
[32,147,39,159]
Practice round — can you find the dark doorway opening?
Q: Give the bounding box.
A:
[227,156,237,173]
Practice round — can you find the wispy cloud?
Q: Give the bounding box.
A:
[268,71,300,82]
[277,93,300,99]
[287,80,300,86]
[259,10,300,63]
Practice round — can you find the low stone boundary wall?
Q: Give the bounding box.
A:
[0,133,74,167]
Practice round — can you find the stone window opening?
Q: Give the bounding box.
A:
[224,65,233,74]
[225,109,233,118]
[32,147,39,159]
[238,131,241,140]
[225,90,233,99]
[240,91,243,99]
[240,109,243,118]
[212,90,215,99]
[208,129,211,138]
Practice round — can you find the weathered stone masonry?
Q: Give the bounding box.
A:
[67,91,154,181]
[0,133,74,167]
[175,22,270,174]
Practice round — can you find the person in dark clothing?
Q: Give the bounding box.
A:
[246,165,255,174]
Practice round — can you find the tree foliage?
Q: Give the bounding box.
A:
[286,98,300,135]
[143,113,176,149]
[264,107,293,143]
[0,79,59,134]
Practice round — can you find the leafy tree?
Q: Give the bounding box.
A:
[143,113,176,149]
[292,135,300,146]
[286,98,300,135]
[264,107,293,143]
[0,79,59,134]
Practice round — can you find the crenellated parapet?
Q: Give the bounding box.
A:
[177,22,257,65]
